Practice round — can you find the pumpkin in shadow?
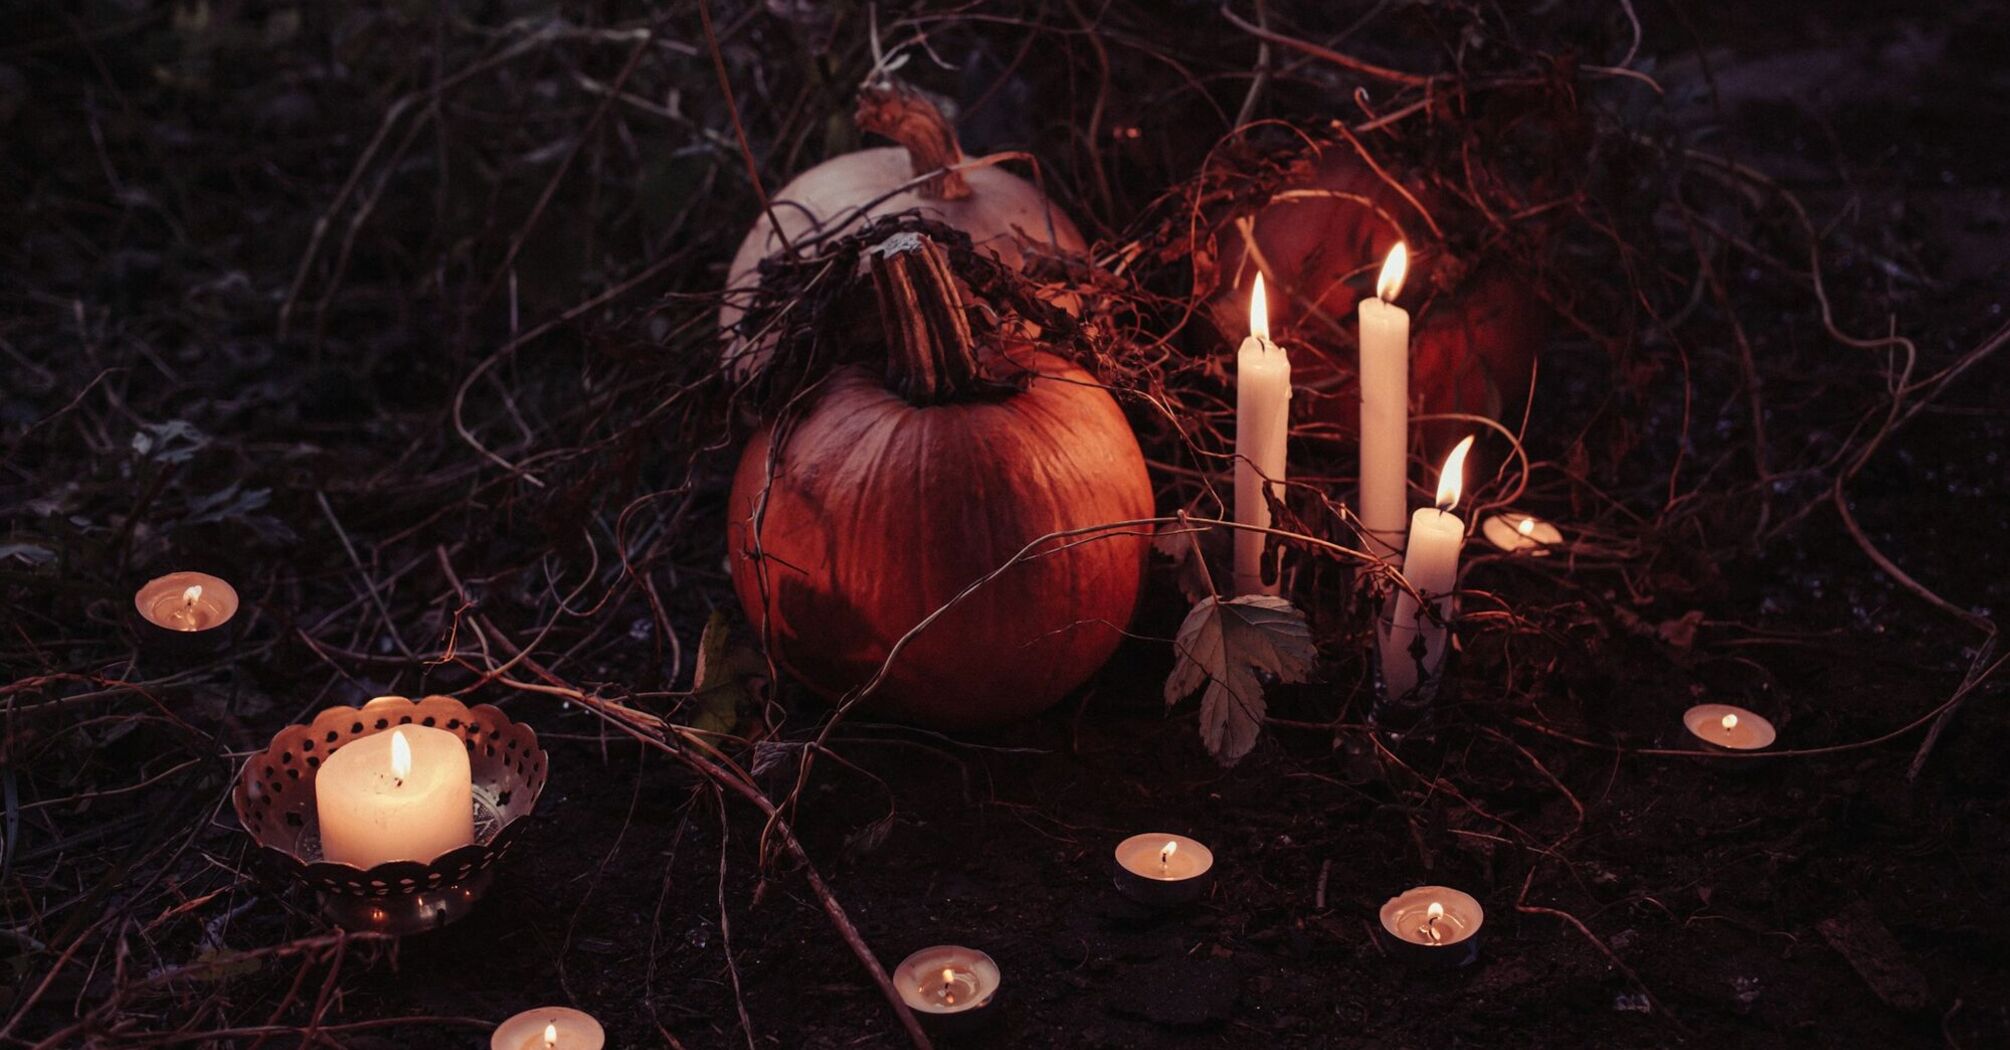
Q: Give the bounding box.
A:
[728,233,1151,729]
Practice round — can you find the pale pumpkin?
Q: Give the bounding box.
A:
[728,233,1150,729]
[719,77,1086,378]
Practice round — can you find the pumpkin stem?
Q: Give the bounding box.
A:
[869,233,992,405]
[855,77,972,201]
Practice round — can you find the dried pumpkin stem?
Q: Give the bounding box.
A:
[869,232,985,405]
[855,77,972,201]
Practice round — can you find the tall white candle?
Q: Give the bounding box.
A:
[1358,244,1410,559]
[315,725,474,868]
[1234,275,1291,596]
[1381,435,1474,700]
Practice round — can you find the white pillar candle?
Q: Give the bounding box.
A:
[1357,244,1410,559]
[1381,436,1474,700]
[315,724,473,868]
[1234,274,1291,596]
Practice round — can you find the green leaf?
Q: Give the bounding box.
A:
[1164,596,1316,767]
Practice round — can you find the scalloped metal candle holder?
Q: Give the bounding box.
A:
[232,694,547,936]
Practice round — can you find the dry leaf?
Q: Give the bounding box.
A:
[1164,596,1315,767]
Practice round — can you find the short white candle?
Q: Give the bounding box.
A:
[1480,513,1562,554]
[1357,244,1410,559]
[1378,885,1484,949]
[134,571,239,632]
[492,1006,604,1050]
[1682,704,1777,751]
[894,945,1001,1018]
[1381,436,1474,700]
[314,724,473,868]
[1234,274,1291,596]
[1112,832,1215,906]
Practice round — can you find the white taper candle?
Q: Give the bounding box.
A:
[1358,244,1410,559]
[1235,275,1291,596]
[1381,435,1474,700]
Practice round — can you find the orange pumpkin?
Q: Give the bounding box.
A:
[728,233,1151,729]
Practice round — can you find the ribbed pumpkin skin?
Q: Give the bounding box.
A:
[728,348,1152,729]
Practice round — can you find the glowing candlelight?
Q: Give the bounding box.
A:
[1380,437,1475,700]
[895,946,1000,1025]
[314,719,473,868]
[134,571,239,636]
[1481,512,1563,553]
[1234,275,1292,595]
[491,1007,603,1050]
[1114,832,1214,906]
[1380,886,1485,965]
[1358,243,1411,558]
[1682,704,1776,751]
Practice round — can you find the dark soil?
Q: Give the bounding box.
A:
[3,3,2007,1049]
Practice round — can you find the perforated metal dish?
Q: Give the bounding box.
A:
[232,694,547,935]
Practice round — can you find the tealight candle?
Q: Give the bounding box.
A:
[1480,513,1562,554]
[1378,885,1484,967]
[1682,703,1776,751]
[894,945,1001,1031]
[491,1006,604,1050]
[1112,832,1215,907]
[134,571,239,633]
[314,723,473,868]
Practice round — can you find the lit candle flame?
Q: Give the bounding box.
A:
[1517,517,1536,537]
[389,729,412,784]
[1375,242,1408,302]
[1160,840,1178,869]
[1423,900,1445,943]
[1434,435,1476,512]
[941,967,957,1005]
[543,1022,558,1048]
[1249,274,1270,343]
[1721,713,1738,732]
[183,584,203,607]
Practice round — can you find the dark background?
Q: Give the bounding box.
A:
[2,2,2007,1047]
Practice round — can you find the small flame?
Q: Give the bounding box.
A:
[1376,243,1408,302]
[543,1022,558,1048]
[1721,713,1738,732]
[1518,517,1536,537]
[182,584,203,606]
[1249,274,1270,343]
[942,968,956,988]
[389,729,412,782]
[1160,840,1178,867]
[1426,901,1445,920]
[1434,436,1476,512]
